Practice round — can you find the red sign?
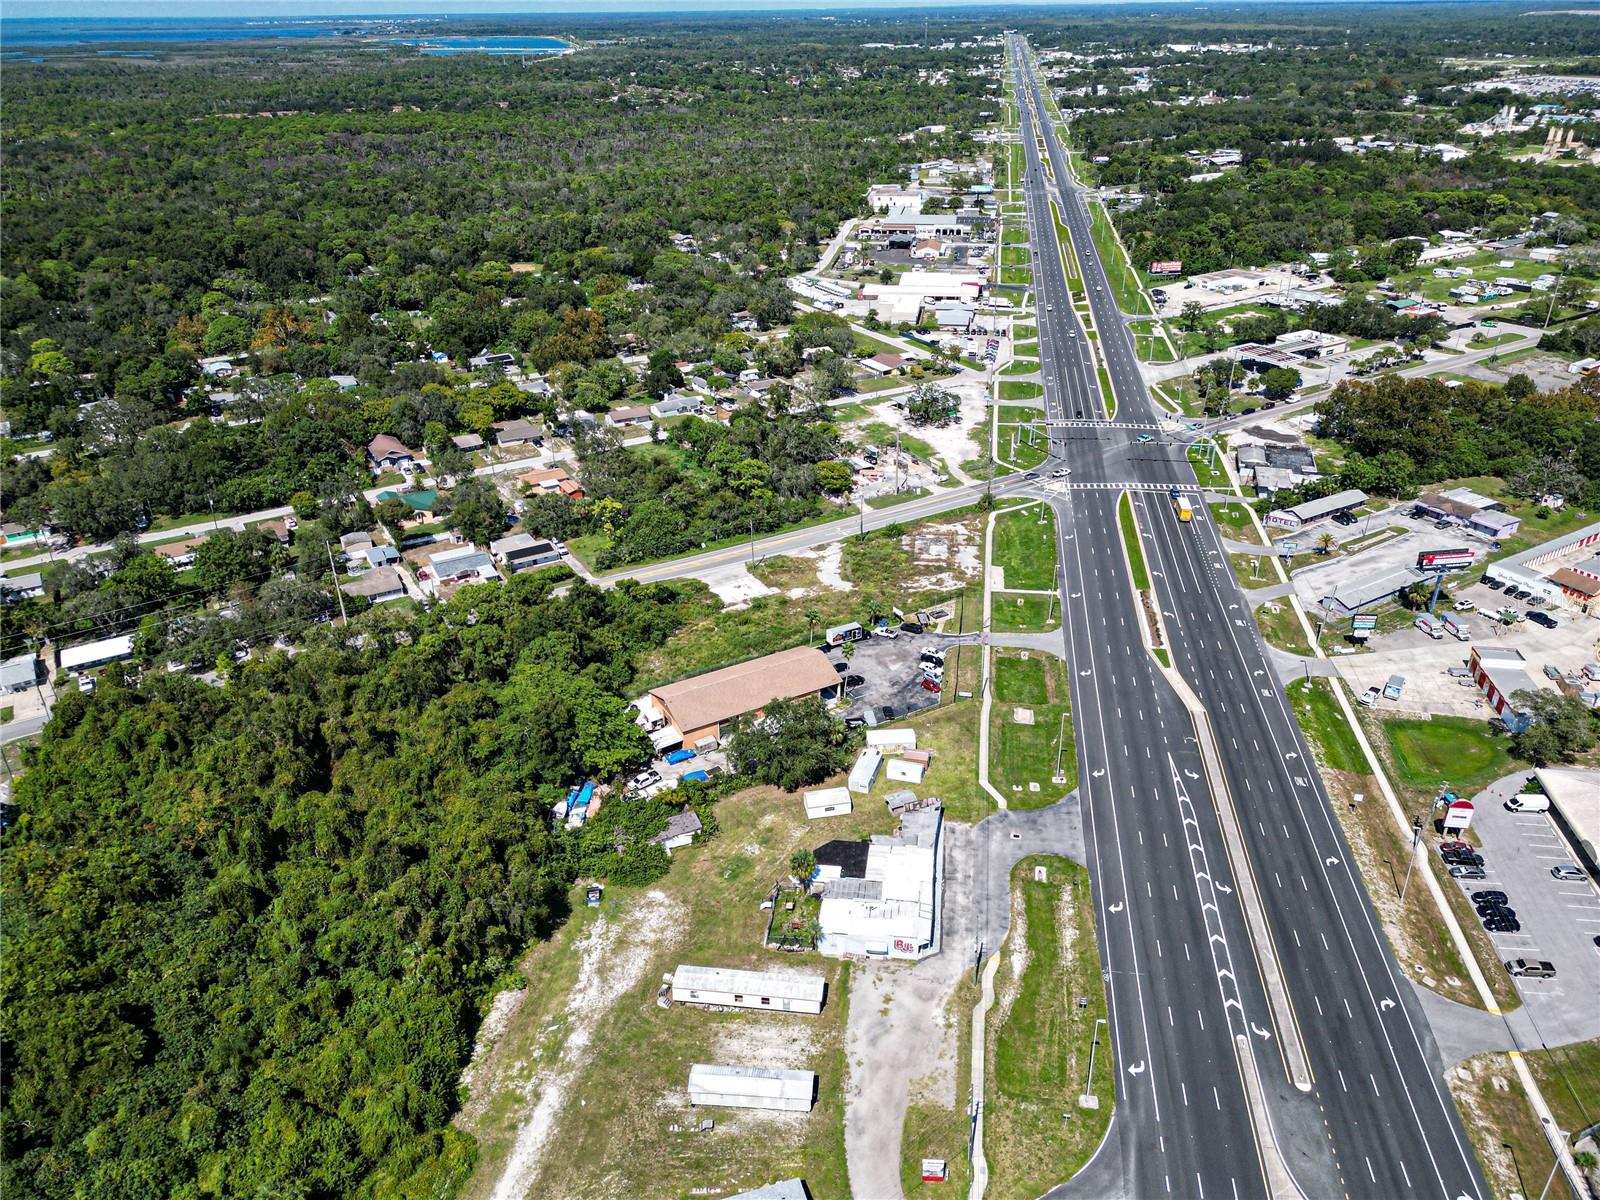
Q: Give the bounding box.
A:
[1418,548,1475,572]
[1150,260,1183,275]
[894,939,915,953]
[1443,800,1475,832]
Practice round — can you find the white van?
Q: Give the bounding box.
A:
[1505,793,1551,814]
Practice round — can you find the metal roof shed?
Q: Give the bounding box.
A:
[803,787,854,820]
[671,964,827,1014]
[688,1064,816,1112]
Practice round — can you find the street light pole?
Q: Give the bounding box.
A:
[1398,813,1425,901]
[1081,1017,1107,1105]
[1535,1132,1569,1200]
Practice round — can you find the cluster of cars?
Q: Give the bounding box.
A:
[1477,579,1563,628]
[981,337,1000,367]
[1440,838,1488,882]
[918,647,945,693]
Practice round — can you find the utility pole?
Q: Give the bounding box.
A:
[1080,1017,1107,1108]
[327,542,349,626]
[1398,812,1425,901]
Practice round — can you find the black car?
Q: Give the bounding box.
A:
[1483,915,1522,933]
[1332,511,1358,526]
[1471,890,1509,906]
[844,674,866,689]
[900,622,925,635]
[1484,577,1505,591]
[833,661,848,674]
[1443,850,1485,867]
[844,716,867,730]
[1528,612,1558,629]
[1476,903,1517,921]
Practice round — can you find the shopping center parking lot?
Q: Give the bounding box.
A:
[1448,774,1600,1042]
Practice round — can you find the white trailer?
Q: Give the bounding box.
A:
[803,787,853,819]
[865,728,917,750]
[671,964,827,1014]
[688,1064,816,1112]
[847,747,884,794]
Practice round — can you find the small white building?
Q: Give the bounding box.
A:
[687,1064,816,1112]
[886,758,926,784]
[847,747,883,794]
[803,787,854,820]
[671,964,827,1014]
[59,634,135,673]
[866,728,917,750]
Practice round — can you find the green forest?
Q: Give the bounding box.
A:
[0,573,719,1198]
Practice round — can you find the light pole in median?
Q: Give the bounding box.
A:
[1080,1017,1107,1109]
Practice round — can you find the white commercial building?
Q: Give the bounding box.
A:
[687,1064,816,1112]
[670,964,827,1014]
[818,807,942,960]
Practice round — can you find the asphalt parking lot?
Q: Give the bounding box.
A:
[1447,774,1600,1042]
[825,630,969,722]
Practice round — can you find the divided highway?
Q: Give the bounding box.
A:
[1008,36,1488,1200]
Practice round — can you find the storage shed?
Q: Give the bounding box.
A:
[886,758,926,784]
[848,747,884,794]
[865,728,917,749]
[803,787,854,820]
[671,964,827,1014]
[687,1064,816,1112]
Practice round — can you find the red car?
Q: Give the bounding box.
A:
[920,678,941,693]
[1439,840,1471,854]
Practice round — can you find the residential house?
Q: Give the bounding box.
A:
[651,393,701,419]
[453,432,485,452]
[153,537,207,569]
[1,653,41,694]
[329,374,359,391]
[493,417,545,448]
[340,566,407,605]
[650,810,704,855]
[911,238,947,260]
[1,572,46,603]
[605,405,653,429]
[648,645,841,746]
[730,309,759,332]
[422,545,501,595]
[257,518,294,544]
[363,544,401,570]
[489,532,564,573]
[860,353,906,377]
[518,465,585,500]
[367,434,418,473]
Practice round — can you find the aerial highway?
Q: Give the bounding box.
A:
[1007,35,1487,1200]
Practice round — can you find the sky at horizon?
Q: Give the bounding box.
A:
[5,0,1444,21]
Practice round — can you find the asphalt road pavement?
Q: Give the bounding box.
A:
[1009,37,1487,1200]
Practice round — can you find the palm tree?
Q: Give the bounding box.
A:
[804,608,821,641]
[1315,532,1336,556]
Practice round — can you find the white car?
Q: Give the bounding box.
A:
[872,627,900,640]
[1051,468,1071,478]
[1453,599,1476,613]
[1359,686,1380,707]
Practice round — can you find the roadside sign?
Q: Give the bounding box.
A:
[1150,260,1183,274]
[1443,799,1475,832]
[1418,548,1475,572]
[1352,614,1378,631]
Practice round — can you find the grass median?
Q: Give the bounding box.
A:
[984,854,1112,1200]
[992,503,1058,590]
[989,651,1076,807]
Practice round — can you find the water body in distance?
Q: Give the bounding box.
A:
[0,17,570,51]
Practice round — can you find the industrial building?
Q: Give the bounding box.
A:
[687,1064,817,1112]
[647,646,841,746]
[1469,646,1544,733]
[1483,521,1600,614]
[670,964,827,1014]
[816,806,942,960]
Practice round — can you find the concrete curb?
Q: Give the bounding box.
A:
[967,952,1002,1200]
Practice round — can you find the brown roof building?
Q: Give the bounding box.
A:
[649,645,840,745]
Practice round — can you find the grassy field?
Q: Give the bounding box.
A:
[992,503,1058,590]
[1001,359,1041,376]
[899,975,978,1198]
[1013,340,1039,357]
[1129,319,1177,363]
[998,380,1044,402]
[1117,491,1149,591]
[989,651,1076,807]
[1209,499,1263,544]
[1528,1038,1600,1165]
[1380,715,1527,798]
[985,855,1113,1200]
[1284,678,1367,773]
[632,510,983,691]
[991,591,1060,633]
[458,786,901,1200]
[1096,364,1117,418]
[1001,267,1034,287]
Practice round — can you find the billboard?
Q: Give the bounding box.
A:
[1352,614,1378,631]
[1150,260,1184,275]
[1442,799,1475,832]
[1418,548,1475,572]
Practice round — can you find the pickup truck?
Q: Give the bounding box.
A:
[1382,675,1405,701]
